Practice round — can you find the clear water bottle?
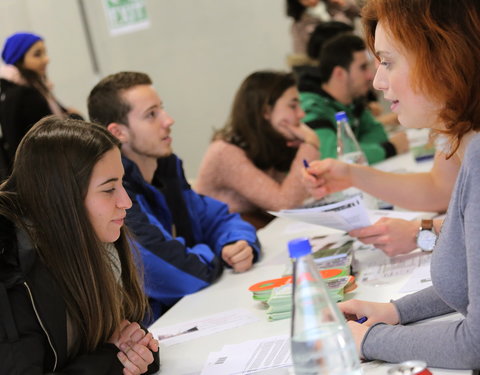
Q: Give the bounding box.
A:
[335,111,377,209]
[289,237,362,375]
[336,111,368,166]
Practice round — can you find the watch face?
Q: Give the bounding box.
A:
[417,230,437,251]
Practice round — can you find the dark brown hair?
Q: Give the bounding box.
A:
[363,0,480,155]
[215,71,297,171]
[0,116,148,353]
[15,59,50,96]
[318,33,365,84]
[88,71,152,127]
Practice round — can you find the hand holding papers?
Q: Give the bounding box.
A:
[270,193,432,234]
[269,195,371,232]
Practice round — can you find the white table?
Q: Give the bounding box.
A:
[149,149,471,374]
[149,216,470,375]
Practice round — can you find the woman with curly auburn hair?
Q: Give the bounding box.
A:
[329,0,480,369]
[302,0,480,258]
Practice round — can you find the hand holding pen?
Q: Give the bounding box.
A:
[355,316,368,324]
[338,300,400,326]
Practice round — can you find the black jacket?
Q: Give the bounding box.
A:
[0,79,55,165]
[0,216,160,374]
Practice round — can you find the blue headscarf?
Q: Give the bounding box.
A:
[1,32,43,65]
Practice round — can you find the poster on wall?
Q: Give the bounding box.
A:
[103,0,150,36]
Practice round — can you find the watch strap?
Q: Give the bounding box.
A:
[420,219,434,232]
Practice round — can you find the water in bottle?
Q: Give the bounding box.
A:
[335,111,377,209]
[289,237,362,375]
[336,111,368,166]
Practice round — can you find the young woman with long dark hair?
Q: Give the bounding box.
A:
[0,116,159,374]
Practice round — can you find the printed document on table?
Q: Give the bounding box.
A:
[200,335,292,375]
[357,251,432,284]
[269,195,370,232]
[399,264,432,293]
[151,308,259,347]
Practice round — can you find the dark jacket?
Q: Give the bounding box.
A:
[0,79,55,164]
[122,155,261,322]
[0,216,160,374]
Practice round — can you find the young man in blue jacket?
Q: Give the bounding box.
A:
[87,72,261,321]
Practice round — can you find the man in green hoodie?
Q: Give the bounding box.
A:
[299,33,408,164]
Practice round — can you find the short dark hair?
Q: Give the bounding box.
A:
[307,21,354,60]
[286,0,306,21]
[318,33,366,83]
[88,71,152,126]
[215,71,298,171]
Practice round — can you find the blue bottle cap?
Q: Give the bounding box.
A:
[335,111,347,122]
[288,238,312,258]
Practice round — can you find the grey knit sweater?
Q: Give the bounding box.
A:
[361,133,480,370]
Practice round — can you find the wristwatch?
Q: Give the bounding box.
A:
[416,219,437,252]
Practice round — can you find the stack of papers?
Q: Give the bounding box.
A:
[248,269,349,302]
[270,194,432,232]
[269,195,370,231]
[249,233,356,321]
[282,232,354,276]
[265,276,354,321]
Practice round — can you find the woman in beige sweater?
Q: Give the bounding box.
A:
[196,71,319,228]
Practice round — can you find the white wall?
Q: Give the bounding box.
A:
[0,0,292,179]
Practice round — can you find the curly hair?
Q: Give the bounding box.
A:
[362,0,480,156]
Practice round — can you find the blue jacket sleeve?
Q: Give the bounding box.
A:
[126,196,224,321]
[173,156,261,261]
[183,189,262,260]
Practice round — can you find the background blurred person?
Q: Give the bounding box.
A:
[0,31,83,172]
[196,71,319,229]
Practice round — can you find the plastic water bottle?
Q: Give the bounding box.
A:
[336,111,368,166]
[335,111,377,209]
[289,238,362,375]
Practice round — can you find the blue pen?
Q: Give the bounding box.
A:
[355,316,368,324]
[303,159,310,168]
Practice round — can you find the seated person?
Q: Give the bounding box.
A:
[195,71,320,228]
[0,32,82,172]
[87,72,261,321]
[298,20,398,128]
[286,0,359,56]
[338,0,480,368]
[299,32,409,164]
[0,116,158,373]
[302,4,476,257]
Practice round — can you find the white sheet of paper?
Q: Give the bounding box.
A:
[283,221,332,235]
[151,308,259,347]
[269,195,371,232]
[399,264,432,293]
[200,335,292,375]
